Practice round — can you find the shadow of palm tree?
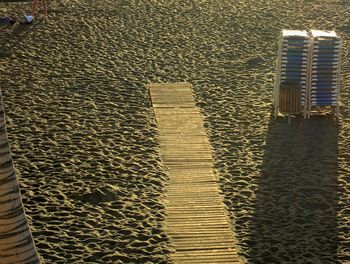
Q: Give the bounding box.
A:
[247,115,340,264]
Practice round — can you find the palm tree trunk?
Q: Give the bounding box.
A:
[0,90,41,264]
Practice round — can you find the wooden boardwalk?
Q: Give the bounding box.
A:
[148,83,241,264]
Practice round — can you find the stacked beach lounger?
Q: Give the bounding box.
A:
[274,30,309,118]
[274,30,342,118]
[308,30,342,117]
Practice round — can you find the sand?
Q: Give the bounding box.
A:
[0,0,349,263]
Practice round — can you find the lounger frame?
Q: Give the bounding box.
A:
[274,30,342,119]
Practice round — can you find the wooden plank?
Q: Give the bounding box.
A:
[148,83,241,263]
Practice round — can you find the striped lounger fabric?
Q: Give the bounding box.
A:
[309,30,342,117]
[274,30,309,117]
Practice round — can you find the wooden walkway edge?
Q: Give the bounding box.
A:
[148,83,241,264]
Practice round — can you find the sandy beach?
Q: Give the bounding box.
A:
[0,0,349,263]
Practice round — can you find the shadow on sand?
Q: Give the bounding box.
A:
[1,17,43,35]
[11,19,43,36]
[0,19,43,59]
[247,114,340,264]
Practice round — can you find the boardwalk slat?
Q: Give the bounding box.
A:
[169,233,234,238]
[148,83,241,264]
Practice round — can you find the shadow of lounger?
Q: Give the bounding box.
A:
[247,115,340,263]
